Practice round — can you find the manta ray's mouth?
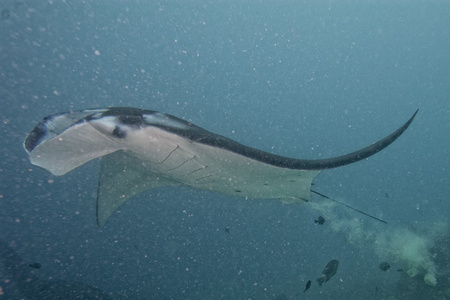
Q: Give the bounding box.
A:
[23,107,418,226]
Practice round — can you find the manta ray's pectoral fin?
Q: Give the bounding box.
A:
[97,151,181,226]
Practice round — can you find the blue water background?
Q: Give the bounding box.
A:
[1,1,449,299]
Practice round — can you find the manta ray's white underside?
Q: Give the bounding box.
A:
[24,107,417,226]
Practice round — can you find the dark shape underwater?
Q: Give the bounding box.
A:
[303,280,311,292]
[317,259,339,286]
[379,262,391,271]
[28,262,41,269]
[314,216,325,225]
[0,241,116,299]
[23,107,418,226]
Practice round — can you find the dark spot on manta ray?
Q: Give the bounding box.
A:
[379,262,391,271]
[112,126,126,139]
[29,263,41,269]
[225,227,230,233]
[314,216,325,225]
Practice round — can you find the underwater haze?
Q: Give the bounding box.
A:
[1,0,450,299]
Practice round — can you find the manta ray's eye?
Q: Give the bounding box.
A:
[112,126,126,139]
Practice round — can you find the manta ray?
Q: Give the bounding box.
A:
[23,107,418,226]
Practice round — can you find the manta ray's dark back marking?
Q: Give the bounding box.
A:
[98,107,418,170]
[98,107,146,126]
[25,109,107,153]
[24,122,47,152]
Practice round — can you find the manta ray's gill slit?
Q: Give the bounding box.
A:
[155,145,180,164]
[165,155,197,171]
[186,165,207,176]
